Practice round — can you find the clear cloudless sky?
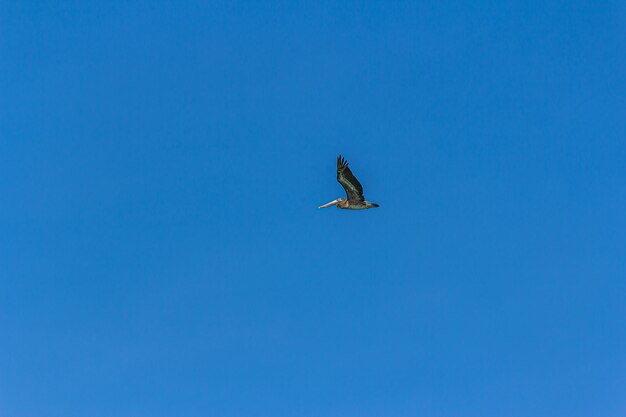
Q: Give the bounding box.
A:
[1,1,625,416]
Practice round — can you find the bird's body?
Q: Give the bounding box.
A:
[325,197,378,210]
[319,155,379,210]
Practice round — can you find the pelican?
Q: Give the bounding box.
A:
[319,155,380,210]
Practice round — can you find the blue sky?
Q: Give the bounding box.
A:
[1,1,625,416]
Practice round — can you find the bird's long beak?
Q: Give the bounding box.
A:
[319,199,339,208]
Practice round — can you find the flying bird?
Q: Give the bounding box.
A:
[319,155,380,210]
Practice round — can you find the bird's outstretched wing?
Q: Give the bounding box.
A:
[337,155,365,203]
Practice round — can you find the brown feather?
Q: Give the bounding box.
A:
[336,155,365,203]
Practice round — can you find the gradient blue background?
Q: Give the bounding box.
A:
[1,2,625,416]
